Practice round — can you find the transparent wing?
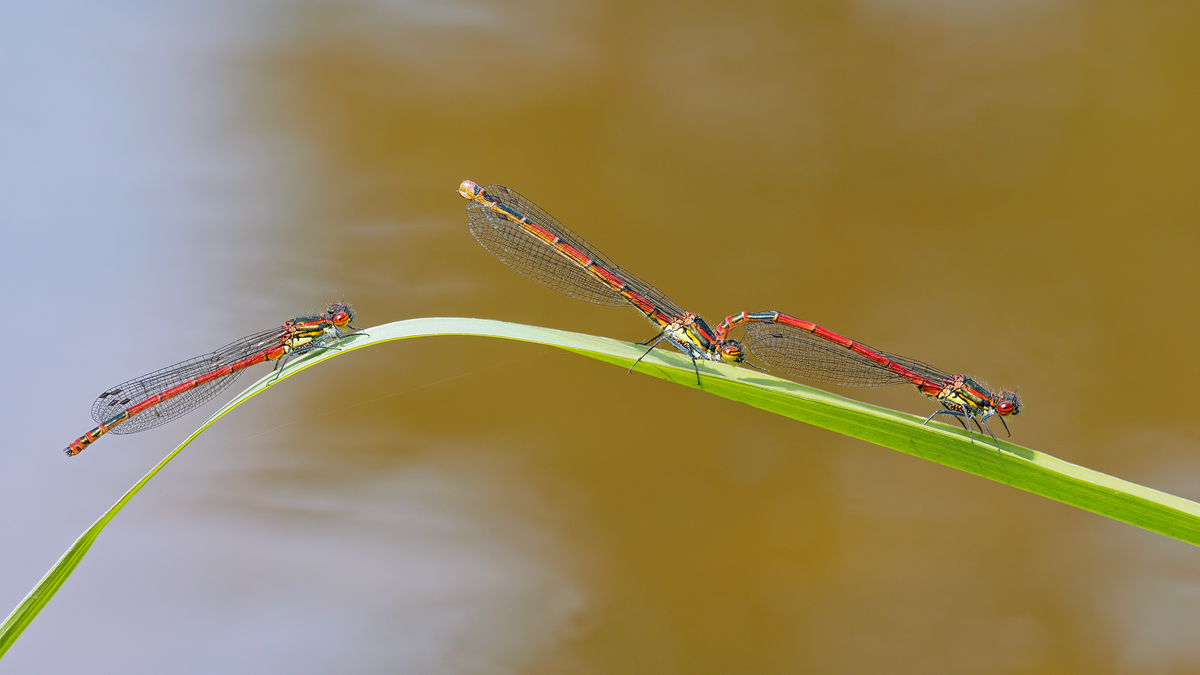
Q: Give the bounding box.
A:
[92,327,284,433]
[469,184,688,318]
[743,321,953,388]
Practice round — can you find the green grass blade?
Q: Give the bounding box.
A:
[5,316,1200,658]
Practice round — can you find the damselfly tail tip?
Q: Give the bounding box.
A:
[718,339,745,364]
[457,180,481,200]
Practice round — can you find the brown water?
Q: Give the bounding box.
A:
[4,1,1200,673]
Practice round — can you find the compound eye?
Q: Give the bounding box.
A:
[997,401,1016,416]
[331,311,350,326]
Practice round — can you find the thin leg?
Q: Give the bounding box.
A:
[691,355,701,386]
[924,409,973,442]
[636,330,665,347]
[269,352,293,383]
[924,408,968,431]
[998,415,1012,437]
[267,344,338,383]
[978,412,1005,449]
[629,335,667,373]
[977,417,1001,448]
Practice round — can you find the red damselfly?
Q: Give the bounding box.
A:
[65,303,360,456]
[457,180,747,384]
[457,180,1020,445]
[713,312,1021,445]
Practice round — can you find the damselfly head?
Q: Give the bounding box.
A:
[996,390,1021,417]
[326,302,355,327]
[719,339,745,364]
[457,180,481,200]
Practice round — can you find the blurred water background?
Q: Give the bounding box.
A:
[2,1,1200,672]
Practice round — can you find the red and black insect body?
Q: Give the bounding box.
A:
[65,303,360,456]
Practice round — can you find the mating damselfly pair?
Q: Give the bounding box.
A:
[457,180,1021,447]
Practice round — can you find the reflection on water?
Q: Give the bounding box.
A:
[200,445,589,673]
[4,0,1200,672]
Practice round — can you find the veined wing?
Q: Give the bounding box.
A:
[91,327,285,434]
[743,321,954,388]
[469,184,689,318]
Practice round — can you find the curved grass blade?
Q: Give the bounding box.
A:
[5,317,1200,659]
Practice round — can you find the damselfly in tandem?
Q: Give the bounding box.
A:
[458,181,1020,445]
